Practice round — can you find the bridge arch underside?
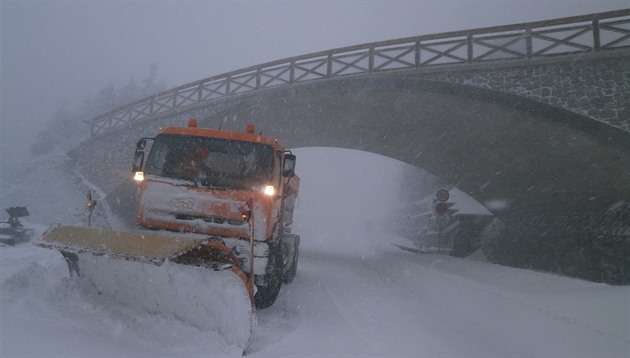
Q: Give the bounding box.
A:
[194,76,629,238]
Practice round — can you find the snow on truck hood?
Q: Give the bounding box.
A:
[142,178,247,219]
[139,178,268,240]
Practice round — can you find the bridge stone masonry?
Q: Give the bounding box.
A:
[419,52,629,131]
[70,10,630,283]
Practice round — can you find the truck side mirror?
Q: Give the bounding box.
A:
[132,138,154,172]
[136,139,148,150]
[283,154,296,177]
[132,151,144,172]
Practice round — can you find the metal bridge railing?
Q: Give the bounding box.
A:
[90,9,630,136]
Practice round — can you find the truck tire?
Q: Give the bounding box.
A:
[254,245,282,309]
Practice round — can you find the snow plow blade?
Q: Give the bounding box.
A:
[38,225,256,354]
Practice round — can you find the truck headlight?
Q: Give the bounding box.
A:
[133,171,145,182]
[263,185,275,196]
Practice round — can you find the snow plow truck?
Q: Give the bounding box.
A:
[38,119,300,353]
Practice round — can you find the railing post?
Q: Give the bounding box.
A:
[593,17,601,51]
[327,52,333,78]
[415,39,421,68]
[368,47,374,73]
[256,68,261,89]
[226,76,231,94]
[526,27,533,58]
[467,31,474,63]
[290,60,295,83]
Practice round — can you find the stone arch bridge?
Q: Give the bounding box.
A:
[73,10,630,268]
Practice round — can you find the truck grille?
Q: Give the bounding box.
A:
[175,214,246,226]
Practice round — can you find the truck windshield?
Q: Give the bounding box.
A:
[145,134,274,190]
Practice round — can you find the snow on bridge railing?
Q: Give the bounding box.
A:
[89,9,630,136]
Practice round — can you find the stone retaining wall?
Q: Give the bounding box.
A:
[420,53,630,131]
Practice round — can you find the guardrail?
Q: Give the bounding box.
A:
[90,9,630,136]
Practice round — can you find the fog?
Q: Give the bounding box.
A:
[291,147,404,254]
[1,1,626,171]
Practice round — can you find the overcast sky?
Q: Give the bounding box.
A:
[1,1,627,169]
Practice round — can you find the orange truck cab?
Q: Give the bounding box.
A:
[132,119,300,308]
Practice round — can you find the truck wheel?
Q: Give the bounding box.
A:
[254,246,282,309]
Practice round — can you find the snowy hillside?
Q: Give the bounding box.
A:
[1,148,628,357]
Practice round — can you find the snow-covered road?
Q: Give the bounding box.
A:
[2,228,628,357]
[251,231,629,356]
[1,149,628,357]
